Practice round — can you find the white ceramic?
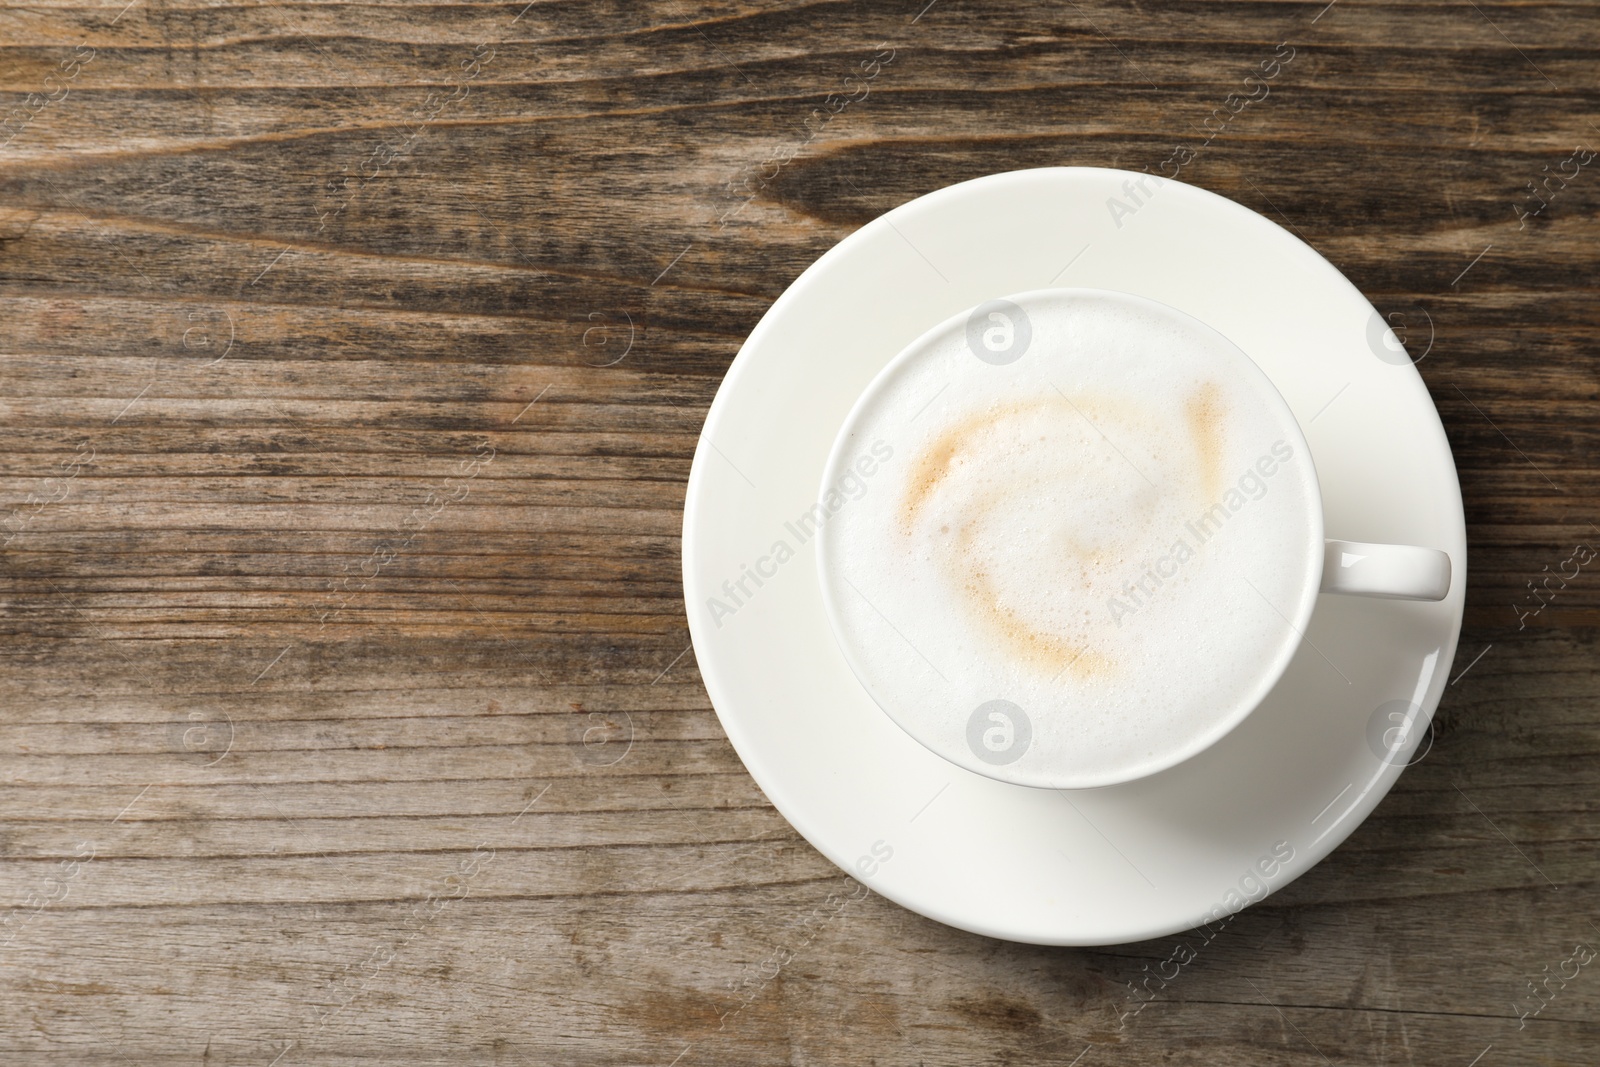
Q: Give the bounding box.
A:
[682,167,1466,945]
[813,286,1452,791]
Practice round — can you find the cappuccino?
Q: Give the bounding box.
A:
[817,289,1321,788]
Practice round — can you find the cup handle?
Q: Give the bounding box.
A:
[1321,540,1452,602]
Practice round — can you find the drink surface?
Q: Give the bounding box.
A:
[817,289,1321,787]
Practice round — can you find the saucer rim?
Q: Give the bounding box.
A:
[682,165,1466,945]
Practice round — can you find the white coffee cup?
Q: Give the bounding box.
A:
[816,288,1451,789]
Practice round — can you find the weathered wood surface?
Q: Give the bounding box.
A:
[1,0,1596,1063]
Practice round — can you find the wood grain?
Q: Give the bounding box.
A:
[1,0,1597,1063]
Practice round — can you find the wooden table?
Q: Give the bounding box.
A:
[2,1,1595,1063]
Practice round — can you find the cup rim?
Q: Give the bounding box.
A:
[814,286,1326,790]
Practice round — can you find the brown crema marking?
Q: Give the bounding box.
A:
[899,404,1007,536]
[1184,381,1227,501]
[954,517,1115,680]
[903,397,1084,532]
[967,557,1115,678]
[900,393,1154,535]
[900,400,1118,680]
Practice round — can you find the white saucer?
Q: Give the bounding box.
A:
[681,167,1466,946]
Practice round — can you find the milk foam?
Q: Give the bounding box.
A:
[818,290,1320,787]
